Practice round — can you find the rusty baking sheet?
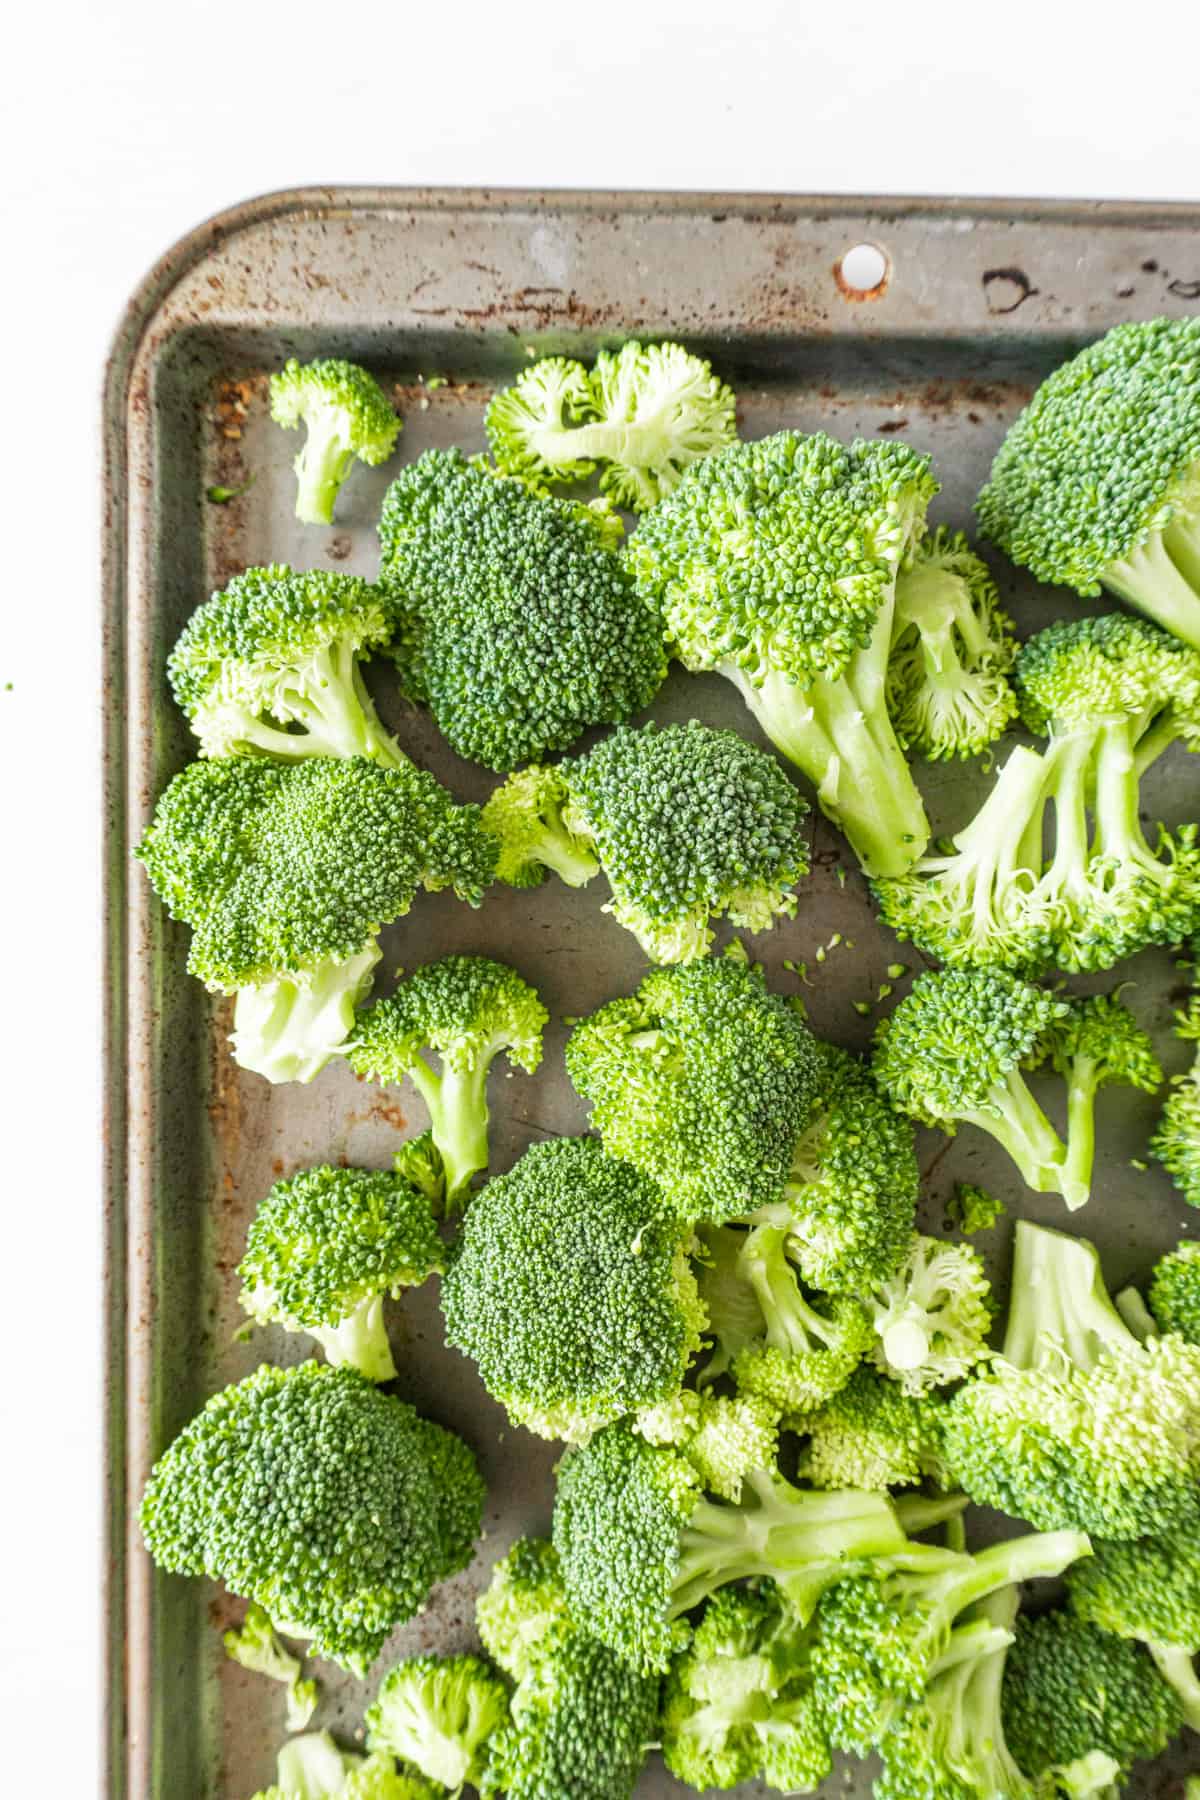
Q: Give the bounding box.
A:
[103,189,1200,1798]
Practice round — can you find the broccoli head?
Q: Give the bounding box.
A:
[235,1163,444,1381]
[475,1537,574,1683]
[377,449,666,769]
[223,1603,318,1732]
[478,763,600,890]
[251,1732,435,1800]
[724,1223,872,1413]
[564,955,820,1222]
[269,356,401,525]
[1067,1516,1200,1729]
[345,955,547,1204]
[794,1366,948,1492]
[629,429,938,876]
[1150,1239,1200,1341]
[633,1388,781,1503]
[1151,995,1200,1208]
[365,1653,509,1791]
[440,1137,705,1443]
[947,1181,1006,1235]
[867,1233,994,1395]
[138,1362,484,1673]
[484,340,737,510]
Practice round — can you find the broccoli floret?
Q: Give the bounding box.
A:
[365,1654,509,1791]
[485,720,812,962]
[167,565,408,766]
[391,1130,446,1209]
[345,955,546,1204]
[1151,996,1200,1208]
[235,1164,443,1381]
[135,755,494,1084]
[809,1530,1091,1753]
[726,1223,872,1412]
[564,956,820,1221]
[948,1181,1006,1234]
[1001,1610,1183,1785]
[253,1733,435,1800]
[634,1389,781,1502]
[138,1362,483,1674]
[794,1367,947,1492]
[976,317,1200,648]
[1067,1519,1200,1729]
[868,1233,994,1395]
[942,1221,1200,1538]
[1150,1240,1200,1341]
[484,341,737,510]
[223,1603,318,1732]
[440,1137,705,1443]
[693,1223,772,1385]
[872,971,1160,1211]
[629,430,938,876]
[552,1419,910,1672]
[475,1537,574,1683]
[269,357,401,526]
[478,764,600,890]
[886,528,1018,761]
[660,1582,831,1793]
[377,449,666,769]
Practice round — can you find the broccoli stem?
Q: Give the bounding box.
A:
[893,1492,971,1536]
[231,943,381,1084]
[885,1531,1091,1645]
[406,1056,491,1205]
[311,1293,398,1383]
[741,1226,838,1358]
[1114,1285,1158,1341]
[1036,732,1095,907]
[958,1067,1070,1202]
[526,417,666,469]
[1103,525,1200,652]
[1001,1221,1136,1373]
[955,746,1049,922]
[1147,1641,1200,1730]
[1091,718,1172,887]
[293,420,356,526]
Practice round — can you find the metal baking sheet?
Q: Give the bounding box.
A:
[103,189,1200,1798]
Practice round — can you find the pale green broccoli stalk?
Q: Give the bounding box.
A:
[377,449,666,770]
[345,955,547,1203]
[139,1363,484,1675]
[365,1654,509,1791]
[479,764,600,890]
[693,1224,769,1386]
[1150,1240,1200,1341]
[793,1367,947,1492]
[252,1731,435,1800]
[634,1389,780,1502]
[223,1604,318,1732]
[564,956,820,1222]
[976,317,1200,648]
[484,341,737,510]
[727,1223,872,1413]
[269,357,401,526]
[629,430,938,876]
[235,1164,444,1381]
[868,1233,994,1395]
[948,1181,1006,1234]
[167,565,407,766]
[135,755,495,1085]
[440,1137,706,1443]
[942,1221,1200,1539]
[886,528,1018,761]
[475,1537,574,1683]
[1067,1514,1200,1729]
[1151,995,1200,1207]
[660,1583,832,1793]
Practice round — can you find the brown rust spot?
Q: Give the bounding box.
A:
[876,417,909,434]
[982,267,1039,314]
[1167,277,1200,300]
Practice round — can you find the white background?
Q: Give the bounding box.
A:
[3,0,1200,1783]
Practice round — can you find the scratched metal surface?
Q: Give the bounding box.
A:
[103,191,1200,1798]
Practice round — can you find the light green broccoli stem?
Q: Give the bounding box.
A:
[1103,519,1200,653]
[742,1226,841,1360]
[311,1294,397,1384]
[958,1066,1071,1204]
[886,1531,1091,1648]
[1114,1285,1158,1341]
[292,413,359,526]
[538,828,601,888]
[955,745,1049,910]
[1148,1641,1200,1730]
[1001,1222,1134,1372]
[232,943,381,1084]
[1091,717,1174,885]
[406,1056,491,1205]
[519,415,670,471]
[893,1492,971,1536]
[1034,731,1095,905]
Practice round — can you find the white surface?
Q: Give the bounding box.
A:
[3,0,1200,1784]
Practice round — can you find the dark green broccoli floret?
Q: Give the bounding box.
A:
[948,1181,1006,1234]
[251,1732,436,1800]
[1150,1239,1200,1341]
[235,1163,444,1381]
[872,971,1160,1211]
[660,1582,831,1793]
[886,527,1018,761]
[365,1654,509,1790]
[794,1366,947,1492]
[867,1233,993,1395]
[552,1420,909,1673]
[484,720,812,962]
[167,565,407,766]
[223,1603,318,1732]
[1151,996,1200,1207]
[629,430,938,876]
[377,449,666,769]
[475,1537,574,1683]
[138,1362,484,1674]
[942,1221,1200,1539]
[721,1222,872,1412]
[976,317,1200,648]
[485,341,737,510]
[135,755,494,1084]
[345,955,547,1204]
[1067,1517,1200,1730]
[1001,1610,1183,1785]
[440,1137,705,1443]
[564,956,820,1222]
[269,357,401,525]
[633,1389,781,1503]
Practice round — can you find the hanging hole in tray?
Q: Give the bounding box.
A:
[835,241,889,300]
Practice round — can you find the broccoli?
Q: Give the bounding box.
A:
[808,1529,1091,1754]
[440,1136,705,1443]
[942,1221,1200,1538]
[365,1654,509,1791]
[721,1222,873,1412]
[660,1582,832,1793]
[377,449,666,769]
[634,1389,781,1502]
[235,1164,444,1381]
[269,357,401,526]
[551,1419,910,1672]
[475,1537,574,1683]
[484,341,737,509]
[223,1603,318,1732]
[628,430,939,876]
[948,1181,1006,1234]
[564,956,820,1221]
[693,1223,771,1385]
[976,317,1200,649]
[1001,1610,1183,1786]
[477,763,600,890]
[484,720,812,962]
[872,971,1161,1211]
[794,1366,947,1492]
[1067,1519,1200,1730]
[344,955,547,1204]
[135,755,494,1084]
[138,1362,484,1673]
[1151,996,1200,1207]
[391,1130,446,1209]
[1150,1240,1200,1341]
[886,527,1018,761]
[868,1233,994,1395]
[874,612,1200,974]
[167,565,408,766]
[251,1732,434,1800]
